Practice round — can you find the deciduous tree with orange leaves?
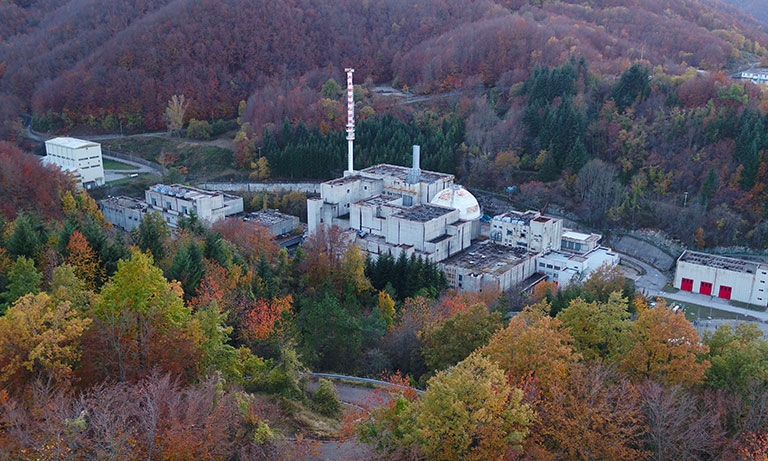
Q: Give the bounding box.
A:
[64,230,104,289]
[620,302,710,386]
[243,295,293,341]
[480,303,579,392]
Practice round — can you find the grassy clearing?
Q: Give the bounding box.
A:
[278,398,342,439]
[104,135,234,180]
[102,158,135,170]
[661,284,679,293]
[659,296,747,322]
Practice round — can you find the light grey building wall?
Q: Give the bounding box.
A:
[99,196,149,231]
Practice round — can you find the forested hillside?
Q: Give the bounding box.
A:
[5,0,768,249]
[721,0,768,24]
[1,0,767,133]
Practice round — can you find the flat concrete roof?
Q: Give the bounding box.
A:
[100,195,148,210]
[442,240,533,274]
[242,209,296,226]
[46,137,100,149]
[325,174,378,187]
[561,230,595,241]
[394,204,454,222]
[492,210,540,225]
[361,164,453,184]
[679,250,760,274]
[149,184,222,201]
[357,194,401,206]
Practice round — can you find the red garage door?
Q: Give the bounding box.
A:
[700,281,712,296]
[681,278,694,292]
[718,285,732,300]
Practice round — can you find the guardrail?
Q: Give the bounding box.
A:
[103,149,164,174]
[306,372,425,395]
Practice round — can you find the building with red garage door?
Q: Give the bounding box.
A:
[674,250,768,307]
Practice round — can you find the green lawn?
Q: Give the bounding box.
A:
[661,284,679,293]
[102,158,135,170]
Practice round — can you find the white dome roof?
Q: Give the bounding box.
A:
[430,186,481,220]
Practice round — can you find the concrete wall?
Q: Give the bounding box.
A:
[100,202,145,231]
[199,182,322,194]
[442,254,538,292]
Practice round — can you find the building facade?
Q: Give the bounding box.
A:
[674,250,768,306]
[43,137,105,188]
[490,211,563,253]
[145,184,243,228]
[739,69,768,85]
[99,196,149,231]
[440,240,538,292]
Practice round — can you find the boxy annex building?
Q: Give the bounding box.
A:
[674,250,768,306]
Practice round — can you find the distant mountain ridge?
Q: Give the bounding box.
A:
[719,0,768,25]
[1,0,768,130]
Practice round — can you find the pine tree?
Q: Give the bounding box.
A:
[1,256,42,313]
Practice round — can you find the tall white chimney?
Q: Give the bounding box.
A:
[345,68,355,174]
[407,145,421,183]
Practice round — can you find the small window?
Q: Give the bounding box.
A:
[347,189,350,193]
[554,266,561,271]
[539,262,545,268]
[546,264,553,269]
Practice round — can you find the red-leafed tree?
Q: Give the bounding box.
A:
[0,141,73,220]
[243,295,293,341]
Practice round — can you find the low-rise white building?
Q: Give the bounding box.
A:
[739,69,768,85]
[145,184,243,228]
[440,240,538,292]
[99,196,149,231]
[43,137,105,188]
[674,250,768,306]
[241,209,300,237]
[490,210,563,253]
[536,247,620,286]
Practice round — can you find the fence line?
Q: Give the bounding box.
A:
[103,149,164,174]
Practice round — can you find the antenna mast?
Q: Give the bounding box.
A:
[345,68,355,174]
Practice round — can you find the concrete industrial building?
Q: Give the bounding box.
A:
[490,210,563,253]
[43,137,105,188]
[674,250,768,306]
[308,143,619,292]
[241,209,300,237]
[145,184,243,228]
[308,146,481,263]
[739,69,768,85]
[439,240,538,292]
[99,196,149,231]
[306,69,618,292]
[536,247,619,286]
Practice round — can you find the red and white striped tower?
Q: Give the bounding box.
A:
[345,67,355,174]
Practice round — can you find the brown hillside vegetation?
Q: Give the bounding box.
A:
[1,0,767,131]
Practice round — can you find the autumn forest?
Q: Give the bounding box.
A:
[4,0,768,458]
